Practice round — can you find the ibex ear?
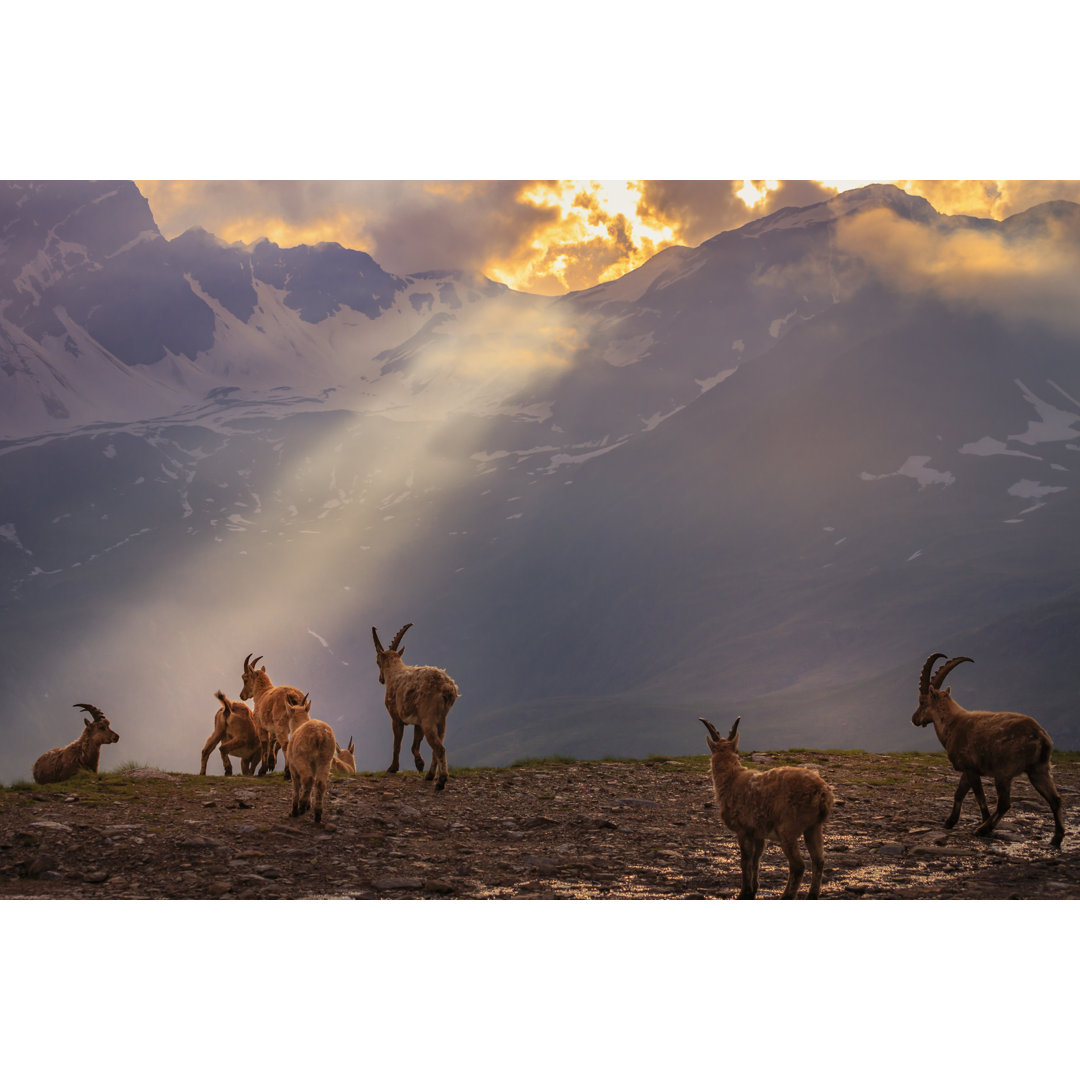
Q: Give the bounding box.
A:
[943,686,953,698]
[84,718,92,728]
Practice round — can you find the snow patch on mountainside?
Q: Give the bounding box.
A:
[860,456,955,488]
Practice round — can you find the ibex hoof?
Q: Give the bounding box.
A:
[386,765,399,774]
[974,823,994,837]
[435,778,446,792]
[1052,832,1064,848]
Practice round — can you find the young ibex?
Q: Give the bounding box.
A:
[700,716,834,899]
[200,691,262,776]
[372,623,459,791]
[283,693,337,823]
[33,704,120,784]
[239,653,303,778]
[333,736,356,775]
[912,653,1065,847]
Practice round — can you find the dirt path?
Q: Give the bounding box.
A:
[2,752,1078,899]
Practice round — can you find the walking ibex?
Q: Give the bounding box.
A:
[372,623,459,791]
[912,653,1064,846]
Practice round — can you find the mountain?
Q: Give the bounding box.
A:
[2,180,1079,782]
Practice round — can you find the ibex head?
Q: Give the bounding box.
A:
[74,703,120,743]
[240,653,265,701]
[700,715,740,754]
[372,624,412,685]
[911,653,972,726]
[285,692,312,733]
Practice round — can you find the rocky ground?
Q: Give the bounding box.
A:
[2,750,1079,900]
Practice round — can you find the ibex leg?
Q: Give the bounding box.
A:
[751,837,765,894]
[975,778,1013,836]
[387,718,404,773]
[411,725,425,772]
[313,777,327,823]
[969,774,991,821]
[804,824,825,899]
[1026,765,1065,847]
[779,835,805,899]
[200,731,223,775]
[944,773,974,829]
[736,836,756,899]
[426,730,448,791]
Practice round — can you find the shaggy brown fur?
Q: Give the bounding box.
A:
[283,694,337,824]
[200,691,261,776]
[701,717,834,899]
[912,653,1064,846]
[33,704,120,784]
[239,653,303,778]
[372,624,459,791]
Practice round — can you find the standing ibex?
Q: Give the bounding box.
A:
[372,623,459,791]
[283,693,337,824]
[33,704,120,784]
[700,716,833,899]
[239,653,303,778]
[912,653,1065,846]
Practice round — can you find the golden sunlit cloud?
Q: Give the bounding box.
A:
[484,181,681,295]
[834,206,1080,336]
[735,180,780,209]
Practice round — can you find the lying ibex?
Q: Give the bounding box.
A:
[372,623,459,791]
[240,653,303,778]
[912,653,1065,846]
[700,716,834,899]
[333,736,356,775]
[200,691,261,776]
[283,693,337,823]
[33,704,120,784]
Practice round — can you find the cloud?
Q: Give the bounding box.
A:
[834,205,1080,337]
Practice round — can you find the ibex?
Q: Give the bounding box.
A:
[283,693,337,824]
[333,736,356,775]
[33,704,120,784]
[239,653,303,778]
[700,716,833,899]
[200,691,262,776]
[372,623,459,791]
[912,653,1065,846]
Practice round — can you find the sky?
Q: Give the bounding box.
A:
[136,179,1080,296]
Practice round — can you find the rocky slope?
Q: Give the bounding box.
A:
[3,751,1078,900]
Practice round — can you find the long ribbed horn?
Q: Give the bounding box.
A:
[699,717,722,741]
[389,623,413,651]
[74,703,105,722]
[932,656,973,690]
[919,653,946,695]
[372,627,385,652]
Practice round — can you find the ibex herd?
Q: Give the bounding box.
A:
[30,641,1068,898]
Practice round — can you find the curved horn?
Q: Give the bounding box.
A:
[699,717,722,741]
[919,653,946,695]
[244,652,253,671]
[372,627,385,652]
[932,656,973,690]
[347,736,354,752]
[302,693,311,709]
[389,623,413,651]
[252,655,264,669]
[728,716,741,741]
[74,703,105,722]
